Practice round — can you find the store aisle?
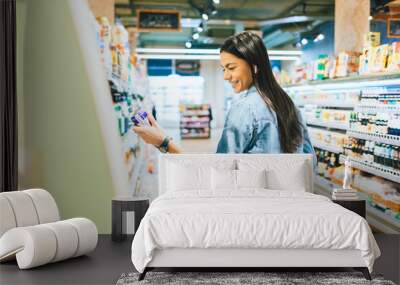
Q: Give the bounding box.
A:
[166,128,223,153]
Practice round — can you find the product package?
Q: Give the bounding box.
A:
[387,42,400,72]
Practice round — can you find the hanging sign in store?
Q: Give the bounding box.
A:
[387,18,400,38]
[137,9,181,32]
[175,60,200,76]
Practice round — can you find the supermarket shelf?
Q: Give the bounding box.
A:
[181,134,210,139]
[366,203,400,233]
[312,140,343,154]
[347,129,400,147]
[180,126,209,129]
[314,175,335,194]
[297,102,355,108]
[340,155,400,184]
[307,120,348,130]
[283,71,400,88]
[181,111,210,116]
[181,118,210,123]
[315,176,400,233]
[354,104,400,114]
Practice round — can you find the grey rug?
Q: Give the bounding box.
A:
[116,271,396,285]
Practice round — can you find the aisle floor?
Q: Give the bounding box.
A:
[0,234,398,285]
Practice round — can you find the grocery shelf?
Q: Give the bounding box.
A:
[347,129,400,147]
[297,102,355,108]
[312,140,343,154]
[314,175,336,194]
[354,104,400,114]
[181,134,210,139]
[340,155,400,184]
[181,111,210,116]
[315,176,400,233]
[366,203,400,233]
[307,120,348,130]
[283,71,400,89]
[180,126,209,129]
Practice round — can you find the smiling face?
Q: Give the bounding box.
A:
[220,51,253,93]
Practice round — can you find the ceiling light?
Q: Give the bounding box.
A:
[197,23,204,32]
[301,38,308,45]
[185,41,192,48]
[192,33,200,40]
[313,33,325,43]
[369,15,373,21]
[213,0,220,4]
[202,13,209,21]
[136,48,303,56]
[296,42,302,48]
[211,9,218,15]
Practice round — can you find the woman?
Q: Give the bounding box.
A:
[133,31,315,162]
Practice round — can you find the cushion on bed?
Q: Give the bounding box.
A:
[237,158,308,191]
[211,168,236,190]
[211,169,267,191]
[167,163,211,191]
[266,167,306,191]
[236,169,267,189]
[166,159,236,192]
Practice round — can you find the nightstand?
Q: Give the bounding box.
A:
[112,197,149,242]
[333,199,366,218]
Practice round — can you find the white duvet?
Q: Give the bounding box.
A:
[131,190,380,273]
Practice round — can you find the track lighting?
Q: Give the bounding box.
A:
[192,33,200,40]
[301,38,308,45]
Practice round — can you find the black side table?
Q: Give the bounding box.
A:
[112,197,149,242]
[333,199,366,218]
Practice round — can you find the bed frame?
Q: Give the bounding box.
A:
[138,154,372,281]
[139,248,371,280]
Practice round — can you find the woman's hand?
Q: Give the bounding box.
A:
[132,113,165,147]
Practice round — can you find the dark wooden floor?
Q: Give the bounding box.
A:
[0,234,398,285]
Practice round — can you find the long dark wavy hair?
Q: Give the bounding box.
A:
[220,31,302,153]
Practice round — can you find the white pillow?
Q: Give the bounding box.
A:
[236,169,267,189]
[167,162,211,191]
[211,168,237,190]
[266,166,306,191]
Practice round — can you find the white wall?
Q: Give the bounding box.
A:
[200,60,226,129]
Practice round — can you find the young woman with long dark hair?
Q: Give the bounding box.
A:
[133,31,315,161]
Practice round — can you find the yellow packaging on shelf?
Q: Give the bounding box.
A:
[370,44,389,73]
[336,51,360,77]
[364,32,380,47]
[387,42,400,72]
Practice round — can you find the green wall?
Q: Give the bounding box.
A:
[17,0,115,233]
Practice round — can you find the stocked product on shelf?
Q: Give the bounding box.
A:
[315,148,344,184]
[308,127,348,152]
[287,88,360,107]
[353,172,400,222]
[285,72,400,232]
[304,106,350,129]
[179,104,211,139]
[93,16,156,195]
[343,137,400,170]
[276,31,399,85]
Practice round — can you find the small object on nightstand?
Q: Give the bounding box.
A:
[112,196,149,242]
[333,199,366,218]
[332,156,359,200]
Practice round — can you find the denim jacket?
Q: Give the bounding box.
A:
[216,86,316,166]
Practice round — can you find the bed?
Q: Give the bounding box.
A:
[131,154,381,281]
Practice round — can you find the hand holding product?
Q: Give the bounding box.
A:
[132,111,165,146]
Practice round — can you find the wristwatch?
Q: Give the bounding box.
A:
[157,136,171,153]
